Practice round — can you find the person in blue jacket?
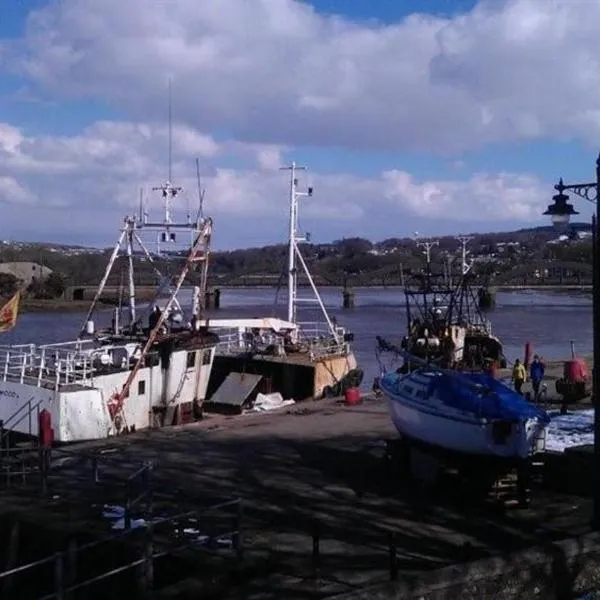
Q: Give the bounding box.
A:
[530,355,545,401]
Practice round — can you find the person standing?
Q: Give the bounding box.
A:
[529,355,545,401]
[512,358,526,395]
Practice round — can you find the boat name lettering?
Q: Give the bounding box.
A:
[0,389,19,399]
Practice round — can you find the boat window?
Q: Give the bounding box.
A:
[138,380,146,396]
[202,350,212,365]
[186,351,196,369]
[404,386,414,394]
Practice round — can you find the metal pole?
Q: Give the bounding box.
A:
[126,225,136,325]
[593,154,600,529]
[79,228,127,336]
[287,163,296,324]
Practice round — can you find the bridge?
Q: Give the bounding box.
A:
[64,285,158,302]
[198,261,594,289]
[65,260,594,298]
[493,260,592,286]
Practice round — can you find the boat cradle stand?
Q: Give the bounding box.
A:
[359,436,537,509]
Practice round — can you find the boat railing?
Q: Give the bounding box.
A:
[466,320,493,336]
[0,344,101,390]
[38,339,99,351]
[297,322,351,359]
[296,321,339,340]
[214,321,351,360]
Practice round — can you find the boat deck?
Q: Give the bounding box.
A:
[0,396,593,598]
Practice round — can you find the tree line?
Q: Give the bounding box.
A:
[0,223,592,297]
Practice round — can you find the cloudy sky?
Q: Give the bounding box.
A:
[0,0,598,249]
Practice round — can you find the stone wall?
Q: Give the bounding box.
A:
[328,532,600,599]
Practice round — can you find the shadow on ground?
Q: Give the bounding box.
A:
[0,400,596,599]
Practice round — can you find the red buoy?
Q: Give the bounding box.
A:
[564,357,588,382]
[556,355,590,409]
[344,387,361,406]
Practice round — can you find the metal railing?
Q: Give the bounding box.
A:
[0,338,142,391]
[0,398,43,486]
[0,397,42,446]
[465,319,493,336]
[124,461,154,530]
[215,321,352,361]
[297,323,352,360]
[0,497,243,599]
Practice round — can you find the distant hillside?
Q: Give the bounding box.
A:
[0,222,592,288]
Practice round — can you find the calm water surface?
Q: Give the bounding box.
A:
[6,288,593,388]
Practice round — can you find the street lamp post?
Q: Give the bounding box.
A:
[543,153,600,528]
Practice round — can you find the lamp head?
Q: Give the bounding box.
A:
[543,190,579,232]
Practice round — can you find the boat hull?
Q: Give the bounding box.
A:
[383,385,545,460]
[206,350,358,407]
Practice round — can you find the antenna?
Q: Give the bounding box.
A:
[195,157,204,221]
[414,233,439,286]
[168,77,173,183]
[151,80,182,247]
[414,233,439,265]
[456,235,474,275]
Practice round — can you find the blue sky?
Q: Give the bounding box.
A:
[0,0,598,248]
[310,0,478,21]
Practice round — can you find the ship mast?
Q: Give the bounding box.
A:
[281,162,306,324]
[456,235,474,275]
[79,82,208,336]
[415,233,439,288]
[279,162,337,340]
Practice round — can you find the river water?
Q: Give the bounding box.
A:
[5,287,593,388]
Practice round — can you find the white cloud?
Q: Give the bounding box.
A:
[382,170,544,221]
[3,0,600,153]
[0,118,550,246]
[0,120,279,210]
[0,176,35,205]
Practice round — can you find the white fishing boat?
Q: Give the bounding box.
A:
[0,175,219,442]
[376,338,550,459]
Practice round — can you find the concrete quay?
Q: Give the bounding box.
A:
[0,394,598,598]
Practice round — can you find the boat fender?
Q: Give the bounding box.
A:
[372,376,381,392]
[322,385,336,398]
[342,368,364,390]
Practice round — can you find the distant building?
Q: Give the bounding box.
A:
[0,262,53,283]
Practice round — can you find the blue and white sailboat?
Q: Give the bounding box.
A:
[376,337,550,460]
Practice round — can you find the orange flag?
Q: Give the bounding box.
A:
[0,291,20,333]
